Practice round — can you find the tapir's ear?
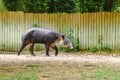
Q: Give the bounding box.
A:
[61,35,65,39]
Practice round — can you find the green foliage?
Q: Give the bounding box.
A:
[1,44,5,51]
[24,0,49,13]
[101,45,111,52]
[59,47,71,52]
[111,0,120,12]
[3,0,120,13]
[24,0,105,13]
[89,35,111,53]
[24,0,76,13]
[90,46,98,52]
[48,0,76,13]
[112,7,120,12]
[32,23,38,27]
[3,0,17,11]
[98,34,102,45]
[97,34,111,52]
[75,0,104,13]
[60,27,80,52]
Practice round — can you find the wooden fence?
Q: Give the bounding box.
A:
[0,11,120,51]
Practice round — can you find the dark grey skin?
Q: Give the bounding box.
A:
[17,28,73,56]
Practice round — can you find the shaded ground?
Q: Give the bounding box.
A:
[0,51,120,67]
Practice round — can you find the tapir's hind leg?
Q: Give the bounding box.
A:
[17,43,27,55]
[29,43,35,56]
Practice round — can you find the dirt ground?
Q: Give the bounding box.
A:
[0,51,120,67]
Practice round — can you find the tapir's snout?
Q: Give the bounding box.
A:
[70,46,73,49]
[68,46,73,49]
[67,43,73,49]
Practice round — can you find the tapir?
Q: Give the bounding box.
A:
[17,28,73,56]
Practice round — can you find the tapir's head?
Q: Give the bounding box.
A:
[60,35,73,49]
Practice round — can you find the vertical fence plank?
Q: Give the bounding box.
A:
[1,12,5,51]
[3,12,8,51]
[0,12,2,50]
[114,13,118,50]
[17,12,25,51]
[118,12,120,49]
[80,13,84,50]
[9,12,14,51]
[116,12,120,50]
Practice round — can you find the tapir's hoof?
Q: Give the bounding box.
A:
[46,54,50,56]
[55,54,58,56]
[55,55,58,56]
[17,54,20,56]
[32,54,36,56]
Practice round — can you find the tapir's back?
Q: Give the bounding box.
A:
[21,28,61,44]
[24,28,50,35]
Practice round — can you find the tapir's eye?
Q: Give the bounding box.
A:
[65,41,69,44]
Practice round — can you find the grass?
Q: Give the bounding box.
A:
[0,62,120,80]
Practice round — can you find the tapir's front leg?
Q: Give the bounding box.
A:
[50,45,58,56]
[45,44,50,56]
[29,43,36,56]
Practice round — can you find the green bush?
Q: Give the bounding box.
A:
[24,0,49,13]
[112,7,120,12]
[48,0,76,13]
[90,46,98,52]
[4,0,120,13]
[3,0,17,11]
[101,45,111,52]
[32,23,38,27]
[111,0,120,12]
[97,34,112,52]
